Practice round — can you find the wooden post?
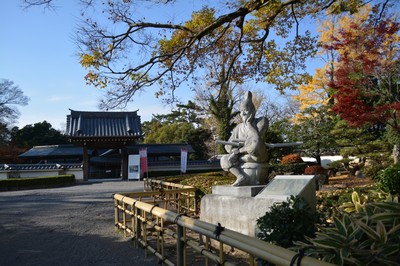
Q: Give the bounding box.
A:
[121,146,128,180]
[176,223,185,266]
[135,209,142,248]
[123,202,127,237]
[114,199,119,228]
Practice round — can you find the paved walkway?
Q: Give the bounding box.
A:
[0,180,158,266]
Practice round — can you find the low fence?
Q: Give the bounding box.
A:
[143,178,199,216]
[145,160,221,177]
[114,181,334,266]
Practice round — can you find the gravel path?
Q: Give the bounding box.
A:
[0,180,158,266]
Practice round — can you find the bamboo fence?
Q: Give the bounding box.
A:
[114,180,334,266]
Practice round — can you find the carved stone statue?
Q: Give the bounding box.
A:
[219,91,269,186]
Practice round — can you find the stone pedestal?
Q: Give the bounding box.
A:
[212,185,265,197]
[200,186,277,236]
[200,175,316,237]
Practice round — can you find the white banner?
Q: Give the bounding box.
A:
[180,149,187,174]
[128,155,140,180]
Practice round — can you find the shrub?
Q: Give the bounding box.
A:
[295,200,400,265]
[374,164,400,195]
[363,162,387,179]
[304,165,326,175]
[339,191,398,213]
[327,160,344,170]
[257,195,320,248]
[316,185,386,225]
[0,175,75,190]
[281,154,303,164]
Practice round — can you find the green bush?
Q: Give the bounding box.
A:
[0,175,75,190]
[340,190,397,213]
[295,200,400,265]
[327,160,344,170]
[316,185,392,224]
[363,162,387,179]
[374,164,400,195]
[257,195,320,248]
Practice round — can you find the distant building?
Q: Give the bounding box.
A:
[66,109,143,181]
[1,110,221,181]
[18,144,84,164]
[14,143,218,180]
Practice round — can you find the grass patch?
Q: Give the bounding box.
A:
[163,171,235,196]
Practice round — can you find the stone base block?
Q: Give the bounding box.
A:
[212,185,266,197]
[200,176,317,237]
[200,193,281,236]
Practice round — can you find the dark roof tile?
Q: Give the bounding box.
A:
[0,163,82,171]
[66,110,142,138]
[18,144,83,158]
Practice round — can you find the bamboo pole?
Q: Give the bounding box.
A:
[114,198,119,228]
[137,239,174,266]
[114,193,334,266]
[122,202,127,237]
[176,224,184,266]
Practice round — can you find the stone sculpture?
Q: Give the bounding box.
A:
[219,91,269,186]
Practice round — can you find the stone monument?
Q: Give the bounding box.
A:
[200,175,316,237]
[218,91,269,186]
[200,91,314,237]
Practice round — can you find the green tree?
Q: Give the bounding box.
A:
[288,106,337,166]
[331,119,391,173]
[208,84,238,154]
[142,106,212,159]
[151,101,203,126]
[143,122,211,160]
[11,121,69,148]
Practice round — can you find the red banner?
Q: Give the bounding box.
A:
[139,148,148,175]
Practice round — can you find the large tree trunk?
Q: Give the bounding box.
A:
[316,155,322,166]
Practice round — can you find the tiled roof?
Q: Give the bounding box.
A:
[19,144,84,158]
[66,110,142,139]
[0,163,82,171]
[18,144,193,160]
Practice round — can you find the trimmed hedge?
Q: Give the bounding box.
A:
[0,175,75,191]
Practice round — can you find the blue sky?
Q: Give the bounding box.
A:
[0,1,314,131]
[0,1,194,130]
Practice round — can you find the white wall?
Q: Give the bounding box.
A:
[0,167,83,180]
[18,170,62,178]
[302,156,344,168]
[65,169,83,181]
[0,172,8,179]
